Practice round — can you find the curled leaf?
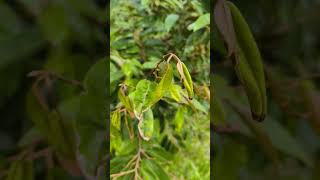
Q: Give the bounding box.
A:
[177,61,194,100]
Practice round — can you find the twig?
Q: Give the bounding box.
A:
[111,137,148,180]
[111,169,135,179]
[28,70,84,90]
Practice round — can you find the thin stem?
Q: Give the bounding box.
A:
[111,137,146,180]
[111,169,135,179]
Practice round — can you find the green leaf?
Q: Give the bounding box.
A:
[76,58,107,178]
[190,99,207,114]
[110,155,132,174]
[152,62,173,104]
[47,111,74,158]
[110,62,123,84]
[26,90,49,140]
[188,13,210,32]
[111,111,121,130]
[212,93,226,125]
[169,84,181,102]
[146,145,173,163]
[37,4,70,45]
[130,63,173,115]
[174,107,186,133]
[263,118,314,167]
[213,139,247,180]
[0,28,45,68]
[165,14,179,32]
[142,159,170,180]
[138,109,154,141]
[110,124,122,152]
[118,89,134,112]
[131,79,157,114]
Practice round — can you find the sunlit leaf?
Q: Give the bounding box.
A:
[138,109,154,141]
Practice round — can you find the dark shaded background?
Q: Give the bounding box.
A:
[213,0,320,179]
[0,0,107,179]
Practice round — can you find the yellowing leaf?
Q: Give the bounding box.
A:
[177,61,194,99]
[111,110,121,130]
[174,107,186,133]
[118,88,134,112]
[169,84,181,102]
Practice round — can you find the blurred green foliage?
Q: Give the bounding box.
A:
[110,0,210,179]
[213,0,320,179]
[0,0,107,179]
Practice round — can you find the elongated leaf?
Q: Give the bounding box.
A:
[165,14,179,32]
[213,0,236,56]
[152,63,173,104]
[77,59,107,178]
[142,159,170,180]
[263,118,314,167]
[188,13,210,32]
[212,91,226,125]
[169,84,182,102]
[118,88,134,112]
[174,107,186,133]
[138,109,154,141]
[111,111,121,130]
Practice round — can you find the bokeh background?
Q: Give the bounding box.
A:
[213,0,320,179]
[0,0,107,179]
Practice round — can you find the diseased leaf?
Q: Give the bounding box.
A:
[138,109,154,141]
[131,79,157,114]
